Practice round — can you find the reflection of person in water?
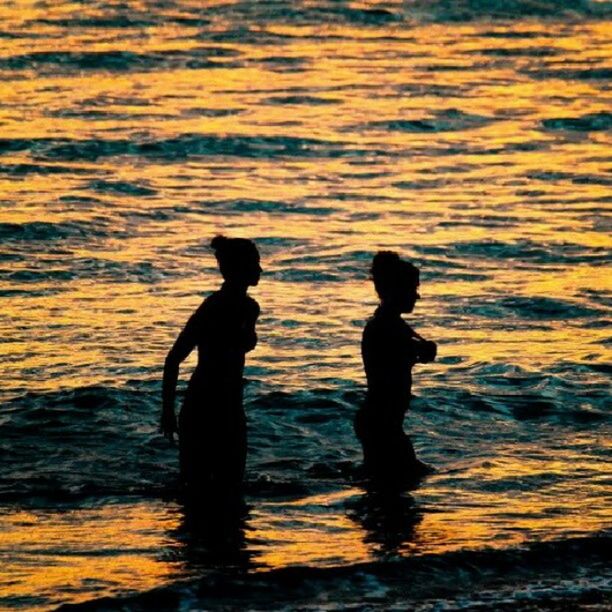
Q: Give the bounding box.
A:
[355,251,436,487]
[173,496,250,570]
[161,236,261,493]
[348,490,422,557]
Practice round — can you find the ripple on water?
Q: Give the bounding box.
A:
[0,220,109,242]
[407,0,611,21]
[0,4,609,610]
[541,112,612,132]
[88,180,157,197]
[420,240,610,266]
[359,108,493,133]
[200,199,336,216]
[467,46,564,57]
[448,295,605,321]
[32,15,157,29]
[0,163,91,176]
[526,67,612,83]
[396,82,470,97]
[526,170,612,186]
[17,135,371,161]
[0,49,242,74]
[256,56,309,72]
[272,250,373,282]
[264,95,340,106]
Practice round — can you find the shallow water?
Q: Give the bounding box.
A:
[0,0,611,609]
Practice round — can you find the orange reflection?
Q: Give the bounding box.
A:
[0,501,182,610]
[0,6,610,608]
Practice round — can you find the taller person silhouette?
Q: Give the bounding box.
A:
[161,236,261,493]
[355,251,436,487]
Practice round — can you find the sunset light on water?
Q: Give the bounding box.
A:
[0,1,610,609]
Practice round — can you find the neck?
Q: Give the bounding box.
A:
[222,280,248,295]
[377,301,401,316]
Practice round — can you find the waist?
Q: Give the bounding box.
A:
[365,389,411,409]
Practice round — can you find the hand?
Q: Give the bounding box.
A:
[160,409,178,443]
[419,340,437,363]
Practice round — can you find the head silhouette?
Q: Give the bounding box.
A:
[371,251,420,313]
[211,236,261,287]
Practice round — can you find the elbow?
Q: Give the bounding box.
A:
[419,340,437,363]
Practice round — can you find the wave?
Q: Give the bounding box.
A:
[29,0,611,38]
[57,534,611,611]
[404,0,612,22]
[0,385,355,503]
[417,239,610,266]
[0,49,241,74]
[87,179,157,197]
[360,108,493,133]
[526,170,612,186]
[526,67,612,82]
[469,45,564,57]
[0,221,109,243]
[448,295,606,321]
[0,255,161,289]
[264,94,339,106]
[542,111,612,132]
[2,381,609,503]
[201,199,336,216]
[0,162,91,176]
[0,135,375,162]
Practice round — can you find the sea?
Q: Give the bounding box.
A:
[0,0,610,609]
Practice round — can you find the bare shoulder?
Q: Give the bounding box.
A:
[192,292,218,320]
[197,293,213,310]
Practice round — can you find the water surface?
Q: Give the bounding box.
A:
[0,1,610,609]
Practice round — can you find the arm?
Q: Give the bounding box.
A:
[160,309,200,440]
[406,326,437,364]
[416,339,437,363]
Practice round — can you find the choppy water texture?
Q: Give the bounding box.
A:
[1,0,611,610]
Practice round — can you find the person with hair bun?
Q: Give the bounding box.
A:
[355,251,437,487]
[161,236,261,493]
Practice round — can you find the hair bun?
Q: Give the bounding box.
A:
[372,250,400,272]
[210,235,228,251]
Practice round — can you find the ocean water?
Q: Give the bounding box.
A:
[1,0,610,609]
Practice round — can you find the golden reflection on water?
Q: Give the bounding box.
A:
[249,442,611,567]
[1,442,609,606]
[0,502,181,609]
[1,5,610,608]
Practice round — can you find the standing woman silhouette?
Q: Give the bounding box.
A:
[161,236,261,493]
[355,251,436,487]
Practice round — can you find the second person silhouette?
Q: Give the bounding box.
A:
[355,251,437,488]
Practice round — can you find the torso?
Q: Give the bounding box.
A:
[361,307,419,417]
[185,288,259,410]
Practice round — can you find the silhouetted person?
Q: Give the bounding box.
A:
[161,236,261,494]
[355,251,436,487]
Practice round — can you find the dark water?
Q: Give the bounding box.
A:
[1,0,610,609]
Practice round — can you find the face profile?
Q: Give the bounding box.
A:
[399,279,420,313]
[246,257,262,287]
